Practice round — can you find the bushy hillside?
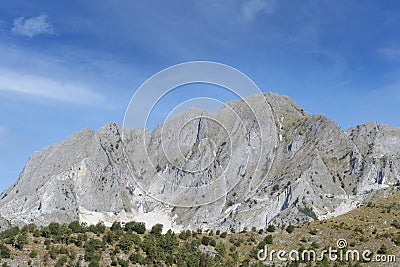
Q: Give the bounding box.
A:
[1,187,399,266]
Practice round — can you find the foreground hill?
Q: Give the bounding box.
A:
[0,186,399,266]
[0,92,399,232]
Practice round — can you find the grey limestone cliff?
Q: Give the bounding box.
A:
[0,92,399,231]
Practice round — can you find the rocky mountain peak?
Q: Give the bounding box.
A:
[0,92,399,232]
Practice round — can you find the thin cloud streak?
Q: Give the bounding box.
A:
[12,14,55,38]
[242,0,276,20]
[378,47,400,60]
[0,69,105,105]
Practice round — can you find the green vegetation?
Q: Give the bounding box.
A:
[0,219,257,266]
[286,224,295,234]
[266,224,275,232]
[0,188,400,266]
[299,206,318,220]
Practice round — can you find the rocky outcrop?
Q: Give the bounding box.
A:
[0,92,399,231]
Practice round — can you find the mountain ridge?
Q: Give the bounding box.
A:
[1,92,399,232]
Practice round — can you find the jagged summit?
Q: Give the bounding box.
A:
[0,92,399,232]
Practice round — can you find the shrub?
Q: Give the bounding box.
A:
[257,240,266,250]
[392,234,400,245]
[391,220,400,229]
[216,243,226,256]
[29,250,38,258]
[220,232,227,238]
[299,207,318,220]
[264,235,273,244]
[286,225,295,234]
[310,241,319,249]
[377,244,387,254]
[309,229,318,235]
[266,225,275,232]
[33,229,41,237]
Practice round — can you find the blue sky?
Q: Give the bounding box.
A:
[0,0,399,191]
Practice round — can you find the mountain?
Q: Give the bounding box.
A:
[0,92,399,232]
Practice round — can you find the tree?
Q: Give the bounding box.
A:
[87,222,106,235]
[118,259,129,267]
[209,238,216,247]
[48,222,61,236]
[110,222,122,232]
[150,224,163,235]
[201,236,210,246]
[129,253,145,264]
[264,235,273,244]
[102,231,119,245]
[88,261,99,267]
[125,221,146,234]
[220,232,227,238]
[0,243,11,259]
[117,233,140,253]
[33,229,41,237]
[84,238,103,262]
[179,231,188,240]
[15,233,28,250]
[55,255,68,267]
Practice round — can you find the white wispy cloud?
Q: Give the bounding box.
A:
[0,69,105,105]
[12,14,55,38]
[242,0,276,20]
[378,47,400,60]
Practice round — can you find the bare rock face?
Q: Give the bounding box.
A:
[0,92,399,231]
